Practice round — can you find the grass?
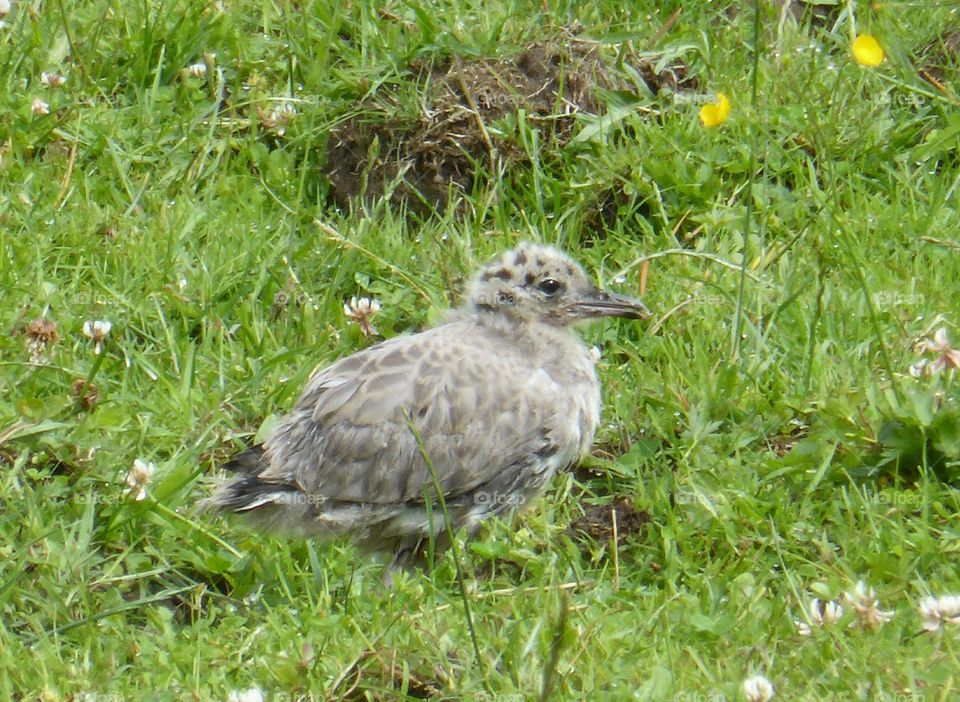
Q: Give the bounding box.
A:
[2,0,959,699]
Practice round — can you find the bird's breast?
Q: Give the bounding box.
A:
[537,354,601,463]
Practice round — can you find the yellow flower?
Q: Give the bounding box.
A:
[699,93,731,128]
[852,34,884,67]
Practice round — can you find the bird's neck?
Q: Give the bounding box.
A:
[465,310,593,368]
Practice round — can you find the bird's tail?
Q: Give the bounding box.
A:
[224,444,269,475]
[203,445,309,523]
[204,446,396,540]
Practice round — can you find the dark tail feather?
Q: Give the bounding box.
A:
[205,444,331,537]
[204,444,301,515]
[224,445,268,474]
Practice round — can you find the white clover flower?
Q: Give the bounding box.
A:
[226,688,264,702]
[925,327,960,374]
[23,318,58,366]
[82,319,112,354]
[186,62,207,78]
[0,0,10,17]
[258,102,296,137]
[274,102,296,118]
[26,338,47,365]
[41,71,66,88]
[918,594,960,633]
[126,459,155,501]
[845,580,894,629]
[819,599,844,625]
[31,97,50,115]
[911,327,960,377]
[742,674,774,702]
[795,597,843,636]
[343,296,381,337]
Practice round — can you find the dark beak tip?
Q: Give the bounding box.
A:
[605,291,652,320]
[626,307,652,321]
[575,291,651,320]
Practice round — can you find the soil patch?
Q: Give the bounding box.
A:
[335,648,445,699]
[919,27,960,88]
[727,1,839,26]
[569,496,651,545]
[325,32,696,214]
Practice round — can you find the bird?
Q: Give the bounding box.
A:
[206,242,649,574]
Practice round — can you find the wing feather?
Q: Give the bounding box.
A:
[256,320,573,505]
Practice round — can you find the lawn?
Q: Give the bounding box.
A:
[2,0,959,700]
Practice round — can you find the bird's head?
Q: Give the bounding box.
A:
[466,242,650,326]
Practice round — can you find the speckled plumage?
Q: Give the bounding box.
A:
[207,242,649,570]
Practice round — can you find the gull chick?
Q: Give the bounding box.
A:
[207,243,649,571]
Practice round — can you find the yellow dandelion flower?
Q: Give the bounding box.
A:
[699,92,731,128]
[852,34,884,67]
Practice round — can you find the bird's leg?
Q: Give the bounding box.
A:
[381,538,430,588]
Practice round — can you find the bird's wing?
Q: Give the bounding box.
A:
[256,320,573,504]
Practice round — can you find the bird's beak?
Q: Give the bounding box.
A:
[570,289,651,320]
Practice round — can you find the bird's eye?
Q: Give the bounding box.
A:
[537,278,563,296]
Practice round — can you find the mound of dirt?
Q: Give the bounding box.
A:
[334,648,445,699]
[324,34,696,215]
[569,496,651,545]
[919,27,960,88]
